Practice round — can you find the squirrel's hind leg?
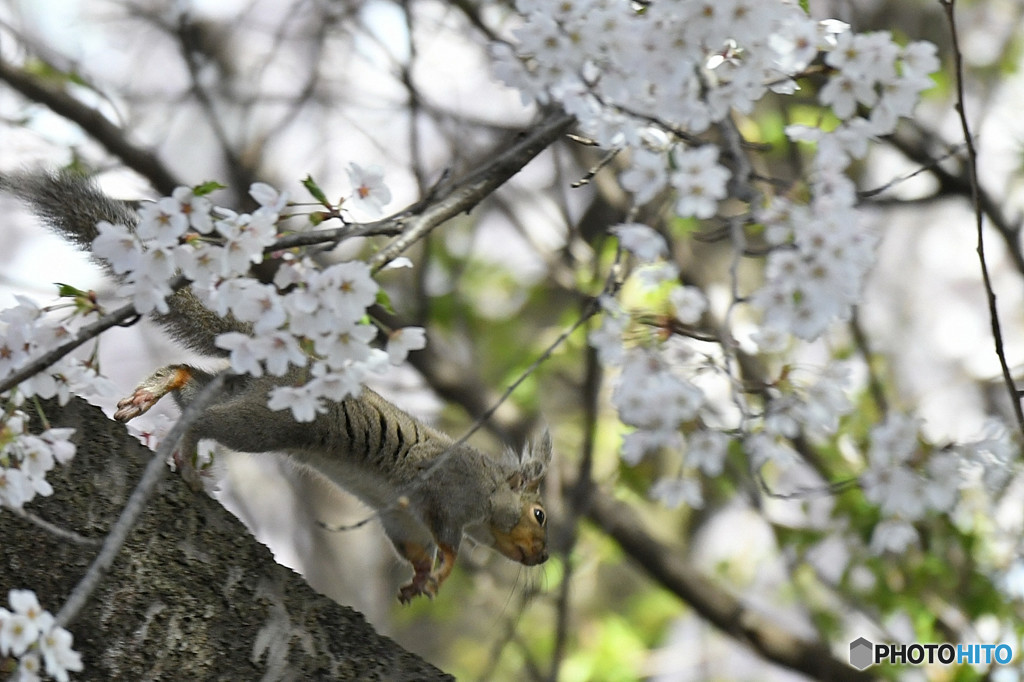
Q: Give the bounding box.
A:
[113,364,212,490]
[113,364,198,421]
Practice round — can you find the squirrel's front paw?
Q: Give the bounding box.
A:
[171,448,206,492]
[395,543,457,603]
[397,572,439,604]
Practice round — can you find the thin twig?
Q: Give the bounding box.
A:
[271,113,573,261]
[399,292,604,506]
[4,506,103,546]
[55,371,229,627]
[474,581,543,682]
[941,0,1024,435]
[571,148,620,188]
[857,142,964,200]
[0,276,187,396]
[886,122,1024,275]
[755,467,860,500]
[369,112,576,271]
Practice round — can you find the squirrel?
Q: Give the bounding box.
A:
[2,170,552,603]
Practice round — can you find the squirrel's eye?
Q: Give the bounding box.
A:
[533,507,546,526]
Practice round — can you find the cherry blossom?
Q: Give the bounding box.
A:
[610,223,667,262]
[0,590,81,681]
[346,163,392,217]
[670,145,730,220]
[650,476,703,509]
[386,327,427,365]
[669,286,707,325]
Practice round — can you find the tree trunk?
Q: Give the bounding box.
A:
[1,397,450,681]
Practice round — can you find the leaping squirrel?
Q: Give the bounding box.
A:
[2,170,552,603]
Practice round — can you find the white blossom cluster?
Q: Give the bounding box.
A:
[591,218,866,507]
[862,415,1016,554]
[0,589,82,682]
[0,296,116,510]
[756,31,939,341]
[760,364,854,443]
[496,0,816,141]
[737,364,857,480]
[496,0,937,341]
[90,171,424,422]
[503,0,961,542]
[591,222,726,508]
[0,411,76,510]
[0,298,114,406]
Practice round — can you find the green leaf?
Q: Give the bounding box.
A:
[55,282,87,298]
[375,288,396,314]
[303,175,330,206]
[192,180,226,196]
[54,283,101,315]
[23,59,87,87]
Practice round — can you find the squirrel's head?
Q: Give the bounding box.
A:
[486,430,552,566]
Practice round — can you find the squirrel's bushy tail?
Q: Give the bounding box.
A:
[1,169,247,357]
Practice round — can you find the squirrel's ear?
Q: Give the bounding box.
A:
[508,428,552,492]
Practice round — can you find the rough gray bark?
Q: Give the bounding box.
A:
[0,397,451,681]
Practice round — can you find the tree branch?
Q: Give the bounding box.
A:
[369,111,576,271]
[885,123,1024,276]
[0,57,182,195]
[0,277,189,396]
[584,491,876,682]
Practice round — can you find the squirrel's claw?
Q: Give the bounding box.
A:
[397,572,438,604]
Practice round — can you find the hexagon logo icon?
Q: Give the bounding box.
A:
[850,637,874,670]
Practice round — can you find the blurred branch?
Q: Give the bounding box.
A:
[547,338,602,682]
[4,506,102,546]
[400,0,429,194]
[941,0,1024,436]
[449,0,503,44]
[584,491,876,682]
[171,14,258,206]
[0,57,181,195]
[850,311,889,414]
[885,122,1024,276]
